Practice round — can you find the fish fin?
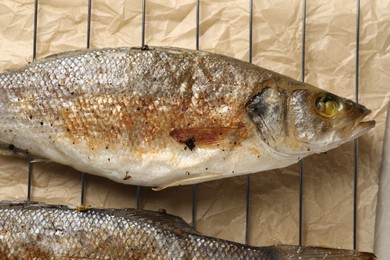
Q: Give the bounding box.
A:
[170,127,241,150]
[153,174,222,191]
[30,158,51,163]
[42,50,87,60]
[271,245,376,259]
[124,209,200,236]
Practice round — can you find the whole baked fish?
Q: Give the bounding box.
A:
[0,46,375,189]
[0,201,375,259]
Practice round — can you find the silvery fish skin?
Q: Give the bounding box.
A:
[0,47,375,189]
[0,201,375,259]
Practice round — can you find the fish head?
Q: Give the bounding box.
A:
[246,80,375,157]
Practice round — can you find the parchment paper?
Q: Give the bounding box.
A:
[0,0,389,253]
[374,103,390,258]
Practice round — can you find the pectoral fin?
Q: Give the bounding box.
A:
[170,126,242,150]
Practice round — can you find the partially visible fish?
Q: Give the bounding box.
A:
[0,201,376,259]
[0,46,375,189]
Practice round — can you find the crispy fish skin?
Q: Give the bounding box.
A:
[0,201,375,259]
[0,47,375,188]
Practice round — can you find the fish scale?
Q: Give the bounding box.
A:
[0,46,374,188]
[0,202,375,259]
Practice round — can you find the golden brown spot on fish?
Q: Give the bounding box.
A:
[247,147,261,158]
[56,82,248,154]
[2,246,53,258]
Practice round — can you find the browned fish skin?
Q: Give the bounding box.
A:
[0,47,260,152]
[0,202,375,259]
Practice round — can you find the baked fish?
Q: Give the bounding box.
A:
[0,46,375,189]
[0,201,375,259]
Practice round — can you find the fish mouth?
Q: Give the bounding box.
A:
[351,119,375,138]
[343,108,375,141]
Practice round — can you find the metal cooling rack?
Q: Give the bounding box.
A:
[25,0,362,249]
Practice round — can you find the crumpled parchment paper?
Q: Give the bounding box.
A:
[374,103,390,258]
[0,0,389,253]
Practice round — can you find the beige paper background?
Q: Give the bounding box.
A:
[374,103,390,258]
[0,0,389,253]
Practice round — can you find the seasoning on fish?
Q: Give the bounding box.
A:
[0,47,375,189]
[0,201,376,259]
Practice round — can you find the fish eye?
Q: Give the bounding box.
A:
[315,93,340,118]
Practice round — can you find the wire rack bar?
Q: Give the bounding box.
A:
[301,0,306,85]
[87,0,92,49]
[248,0,253,65]
[298,0,307,247]
[353,0,361,250]
[136,186,141,209]
[27,0,39,203]
[191,184,197,228]
[80,0,93,207]
[245,175,250,244]
[136,0,147,210]
[27,158,33,202]
[195,0,200,51]
[32,0,39,62]
[245,0,253,245]
[141,0,146,47]
[191,0,201,229]
[298,162,304,246]
[80,172,86,206]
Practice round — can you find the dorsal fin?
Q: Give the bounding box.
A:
[41,49,89,61]
[95,207,200,237]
